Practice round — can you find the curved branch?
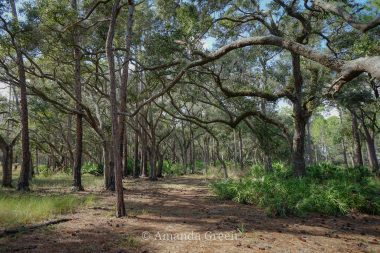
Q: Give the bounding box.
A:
[313,0,380,33]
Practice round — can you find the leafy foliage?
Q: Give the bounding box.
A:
[81,162,103,176]
[210,164,380,216]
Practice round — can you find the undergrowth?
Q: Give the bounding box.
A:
[0,192,94,227]
[210,163,380,217]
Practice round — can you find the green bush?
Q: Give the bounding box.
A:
[124,158,134,175]
[37,165,54,177]
[82,162,103,176]
[210,163,380,217]
[162,161,184,176]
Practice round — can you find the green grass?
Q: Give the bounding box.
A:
[29,173,104,189]
[210,163,380,217]
[0,191,94,227]
[0,170,101,228]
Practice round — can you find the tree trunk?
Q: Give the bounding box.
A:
[10,0,31,191]
[171,139,177,163]
[291,54,308,177]
[66,114,74,168]
[305,119,313,165]
[350,111,363,166]
[106,0,125,217]
[119,0,134,179]
[2,146,13,187]
[338,108,349,167]
[361,121,379,172]
[133,126,140,178]
[238,129,244,170]
[123,128,129,177]
[103,140,115,191]
[149,113,157,181]
[364,134,379,172]
[190,130,195,174]
[203,136,209,173]
[157,152,163,178]
[149,147,157,181]
[140,128,148,177]
[71,0,83,191]
[292,108,308,176]
[216,142,228,178]
[264,153,273,172]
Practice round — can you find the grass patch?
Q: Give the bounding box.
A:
[210,163,380,217]
[29,173,104,190]
[0,191,94,228]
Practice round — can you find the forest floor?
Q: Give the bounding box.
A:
[1,175,380,253]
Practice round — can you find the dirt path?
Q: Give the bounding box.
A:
[1,175,380,253]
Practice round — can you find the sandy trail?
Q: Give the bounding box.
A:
[1,175,379,253]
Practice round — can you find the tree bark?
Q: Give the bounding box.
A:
[123,127,129,177]
[105,0,126,217]
[238,129,244,170]
[103,140,115,191]
[350,111,363,166]
[360,115,379,172]
[157,152,163,178]
[71,0,84,191]
[291,54,308,177]
[149,146,157,180]
[133,124,140,178]
[216,142,228,178]
[9,0,31,191]
[119,0,134,179]
[338,108,349,167]
[1,146,13,187]
[190,129,195,174]
[140,126,148,177]
[149,111,157,181]
[203,136,210,173]
[305,119,313,165]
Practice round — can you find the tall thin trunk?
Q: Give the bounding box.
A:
[360,118,379,172]
[133,124,140,178]
[363,133,379,172]
[71,0,83,191]
[216,141,228,178]
[238,129,243,170]
[204,136,210,173]
[233,129,237,166]
[10,0,31,191]
[119,0,134,179]
[305,118,313,165]
[140,125,148,177]
[149,110,157,180]
[106,0,125,217]
[149,146,157,180]
[1,146,13,187]
[157,152,163,178]
[67,114,74,168]
[172,139,177,163]
[291,54,308,177]
[123,127,129,177]
[350,111,363,166]
[103,140,115,190]
[338,108,349,167]
[35,147,39,174]
[190,129,195,174]
[212,138,216,166]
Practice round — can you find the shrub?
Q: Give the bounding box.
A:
[162,161,184,176]
[37,165,54,177]
[210,163,380,217]
[82,162,103,176]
